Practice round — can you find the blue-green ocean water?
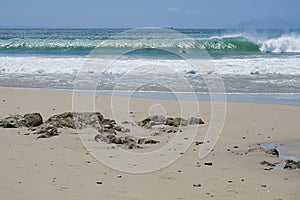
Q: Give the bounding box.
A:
[1,28,300,96]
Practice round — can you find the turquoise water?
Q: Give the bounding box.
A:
[1,29,299,56]
[1,28,300,97]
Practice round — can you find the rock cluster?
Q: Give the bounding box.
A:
[0,112,205,149]
[284,160,300,170]
[137,115,204,129]
[247,147,279,157]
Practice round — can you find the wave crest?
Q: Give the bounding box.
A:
[259,33,300,53]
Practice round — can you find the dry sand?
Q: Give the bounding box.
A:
[0,87,300,200]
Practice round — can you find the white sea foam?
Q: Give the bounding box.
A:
[259,33,300,53]
[0,55,300,76]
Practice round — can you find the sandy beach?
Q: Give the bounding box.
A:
[0,87,300,200]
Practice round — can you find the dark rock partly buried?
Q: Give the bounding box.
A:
[138,115,166,128]
[35,126,59,139]
[144,139,160,144]
[45,112,75,129]
[165,117,187,127]
[265,148,279,157]
[24,113,43,127]
[260,160,276,167]
[247,147,279,158]
[45,112,104,129]
[0,113,43,128]
[0,115,28,128]
[188,117,205,125]
[284,160,300,170]
[204,162,213,166]
[138,115,204,128]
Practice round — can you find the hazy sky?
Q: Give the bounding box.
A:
[0,0,299,28]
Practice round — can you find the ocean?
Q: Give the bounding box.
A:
[0,28,300,104]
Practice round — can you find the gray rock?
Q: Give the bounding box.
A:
[188,117,205,125]
[144,139,160,144]
[265,148,279,157]
[247,147,279,157]
[1,115,27,128]
[45,112,75,129]
[45,112,104,129]
[165,117,187,127]
[24,113,43,127]
[260,161,276,167]
[35,126,58,139]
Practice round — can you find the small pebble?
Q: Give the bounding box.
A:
[195,141,203,146]
[228,180,233,183]
[96,181,103,185]
[117,175,122,178]
[261,184,267,188]
[264,168,273,171]
[193,183,201,187]
[242,137,246,139]
[233,146,239,149]
[204,162,213,166]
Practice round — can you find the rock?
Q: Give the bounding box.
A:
[193,183,201,187]
[188,117,205,125]
[247,147,279,157]
[260,161,276,167]
[165,117,187,127]
[128,142,140,149]
[45,112,104,129]
[137,138,146,144]
[173,117,188,126]
[102,118,115,127]
[265,148,279,157]
[204,162,213,166]
[0,113,43,128]
[113,137,125,145]
[264,168,274,171]
[284,160,300,170]
[261,184,267,188]
[138,115,166,128]
[195,141,203,145]
[45,112,75,129]
[35,126,58,139]
[114,125,122,132]
[94,134,110,143]
[74,112,104,129]
[24,113,43,127]
[1,115,27,128]
[144,139,160,144]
